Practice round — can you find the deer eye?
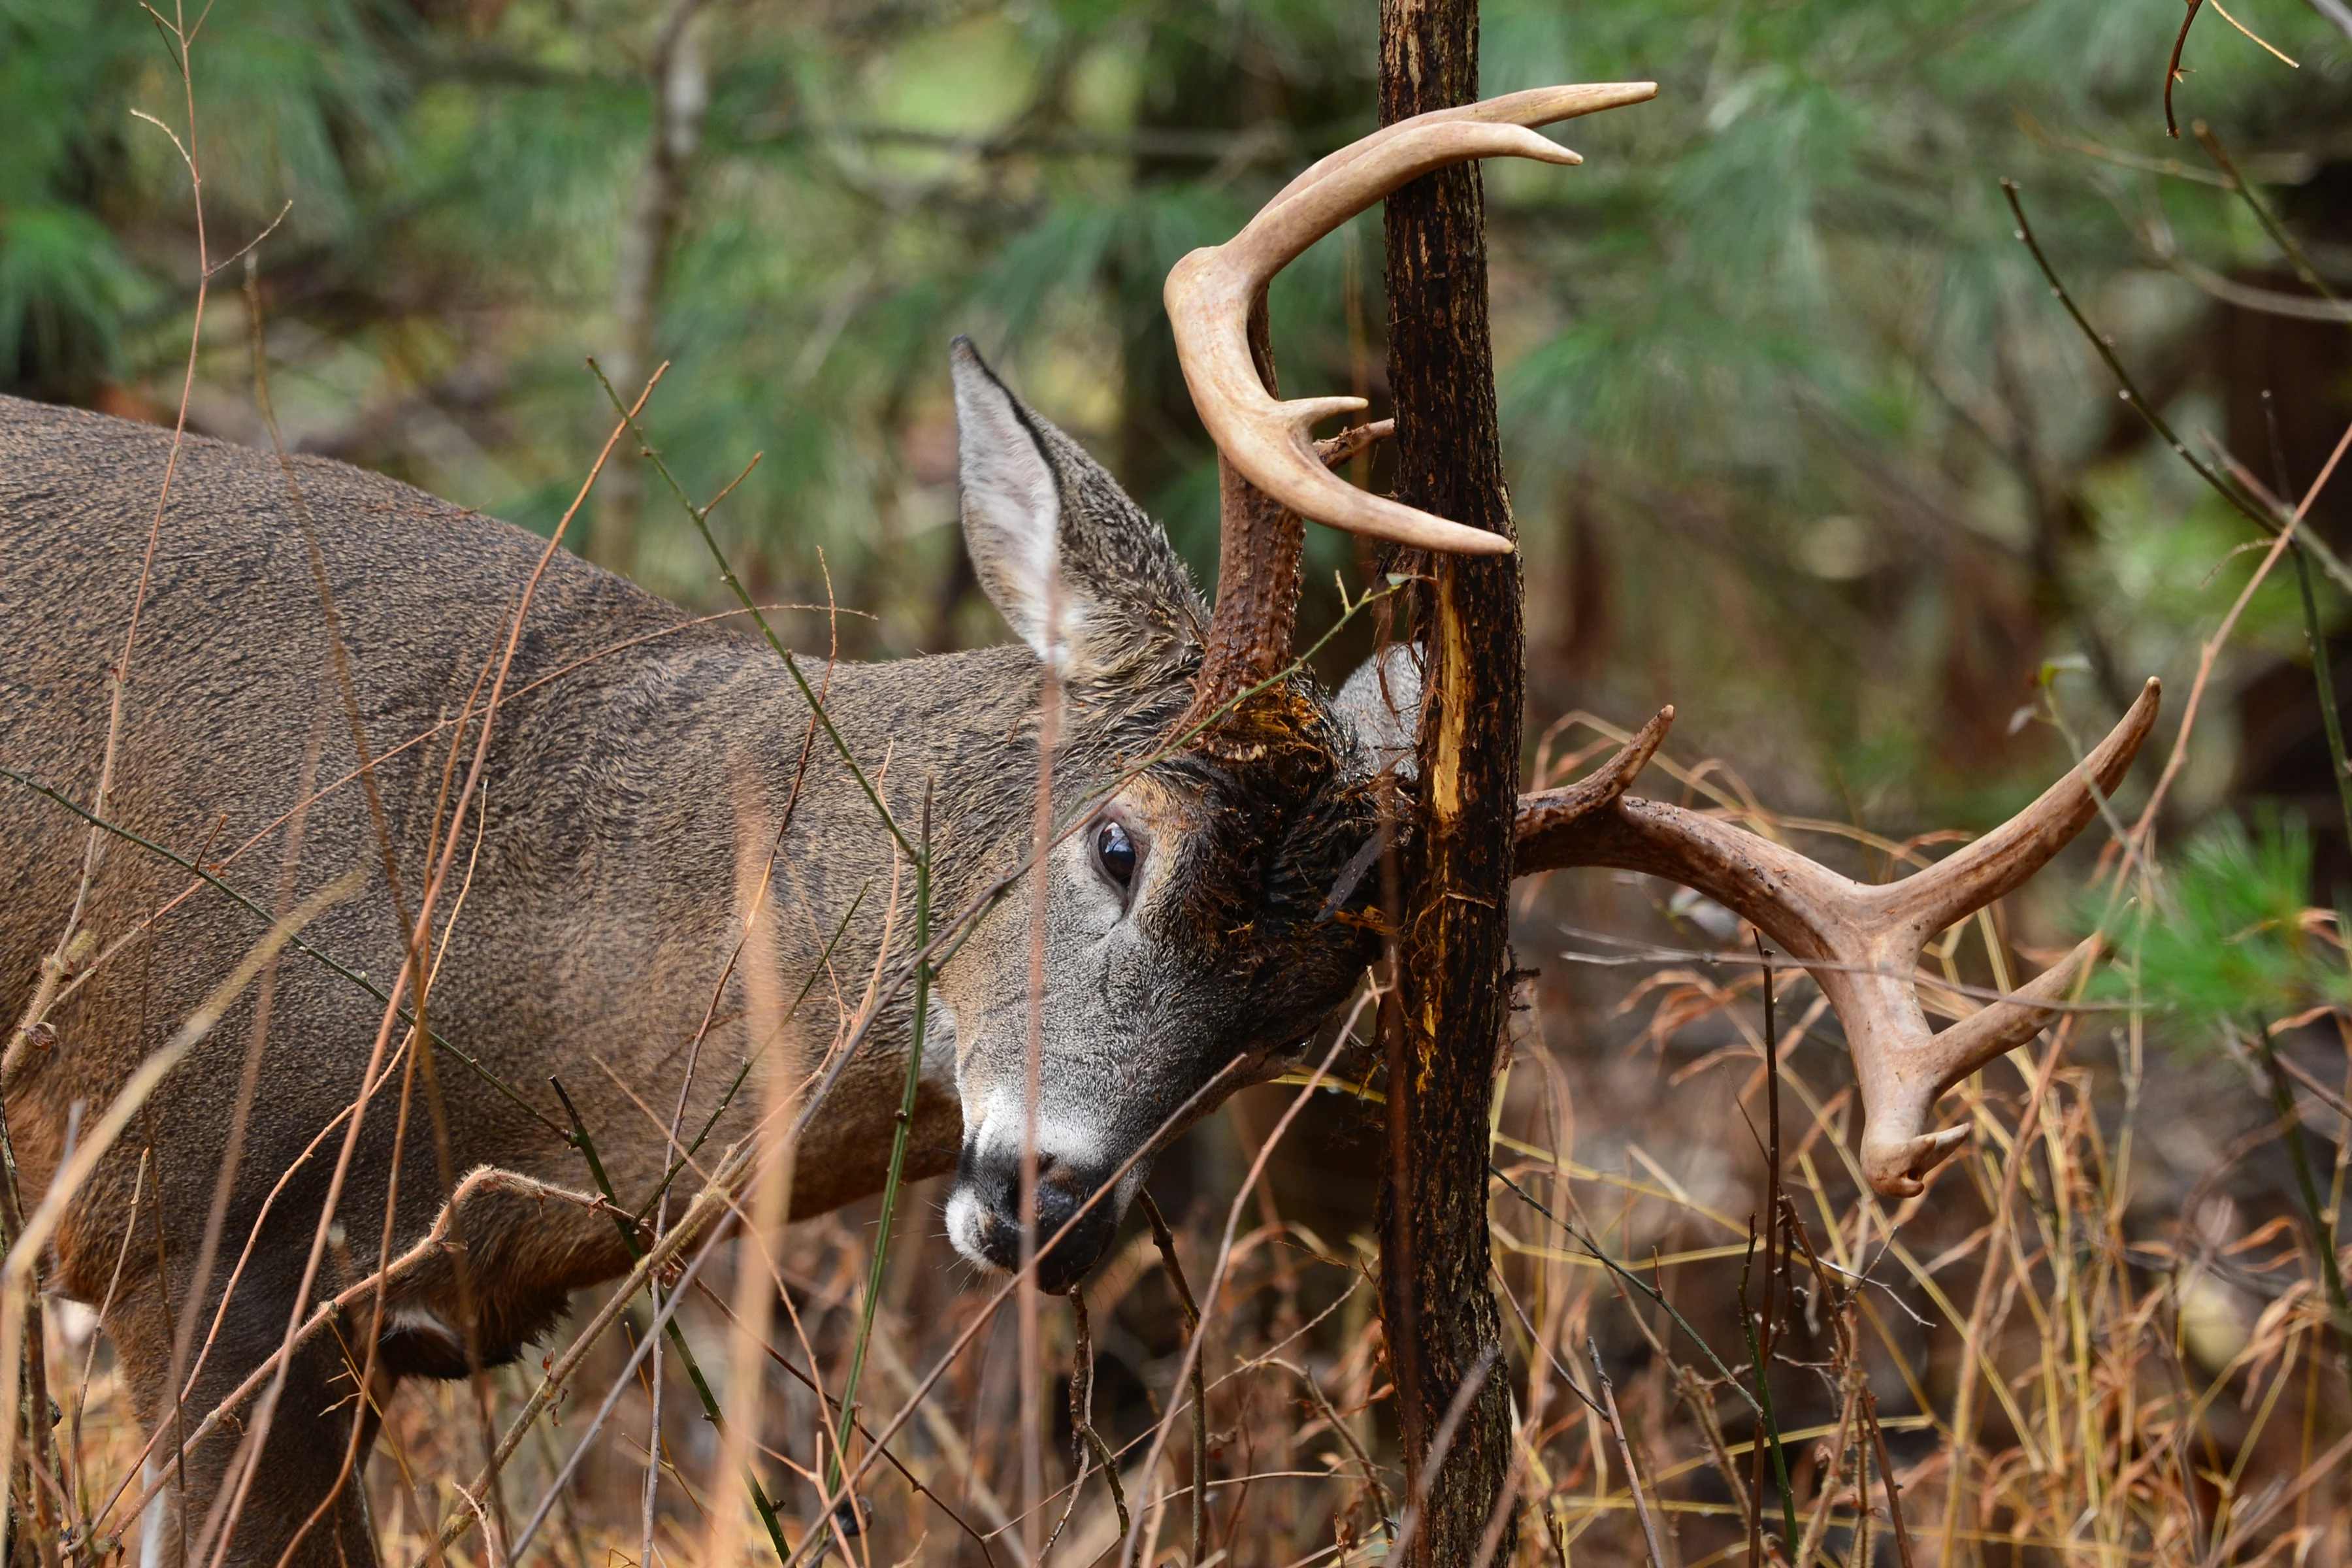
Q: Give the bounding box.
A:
[1094,819,1138,892]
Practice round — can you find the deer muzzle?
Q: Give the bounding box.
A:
[946,1140,1122,1294]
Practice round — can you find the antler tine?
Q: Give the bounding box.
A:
[1266,82,1659,210]
[1515,705,1674,856]
[1867,678,2161,941]
[1512,683,2161,1196]
[1168,99,1648,558]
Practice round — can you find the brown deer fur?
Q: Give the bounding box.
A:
[0,342,1399,1565]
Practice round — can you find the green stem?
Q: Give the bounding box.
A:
[2192,123,2342,306]
[2290,542,2352,858]
[826,786,932,1500]
[588,361,912,858]
[2001,182,2352,595]
[1490,1165,1757,1415]
[632,883,871,1227]
[1735,1226,1802,1561]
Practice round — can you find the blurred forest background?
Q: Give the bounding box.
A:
[10,0,2345,835]
[18,0,2352,1561]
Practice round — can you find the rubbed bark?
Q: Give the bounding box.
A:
[1374,1,1522,1565]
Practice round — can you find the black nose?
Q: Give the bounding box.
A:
[954,1144,1119,1292]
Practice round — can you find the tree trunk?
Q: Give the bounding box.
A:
[1375,1,1522,1565]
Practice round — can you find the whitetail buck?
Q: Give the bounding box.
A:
[0,84,2155,1566]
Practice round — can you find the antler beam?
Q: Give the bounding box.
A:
[1515,680,2161,1196]
[1166,82,1656,560]
[1171,83,1653,719]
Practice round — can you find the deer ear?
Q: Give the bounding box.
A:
[952,339,1064,663]
[1335,645,1422,779]
[951,338,1204,691]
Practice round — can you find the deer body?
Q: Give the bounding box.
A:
[1,364,1392,1563]
[0,397,958,1561]
[2,391,996,1227]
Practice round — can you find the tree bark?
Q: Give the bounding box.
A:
[1375,1,1523,1564]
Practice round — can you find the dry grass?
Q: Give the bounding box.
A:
[38,769,2352,1567]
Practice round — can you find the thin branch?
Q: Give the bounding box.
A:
[2166,0,2206,137]
[1586,1339,1666,1568]
[2002,180,2352,596]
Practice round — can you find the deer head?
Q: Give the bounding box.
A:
[936,84,1663,1288]
[938,81,2153,1293]
[934,340,1397,1290]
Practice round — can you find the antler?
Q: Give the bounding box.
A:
[1169,82,1656,719]
[1516,679,2161,1196]
[1168,83,1655,560]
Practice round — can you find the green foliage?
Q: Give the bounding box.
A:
[7,0,2345,850]
[2115,809,2352,1041]
[0,204,142,399]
